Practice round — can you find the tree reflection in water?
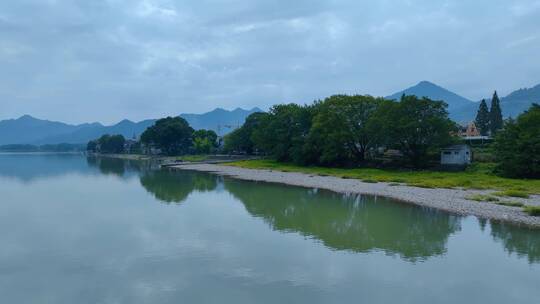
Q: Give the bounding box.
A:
[140,169,218,204]
[490,221,540,264]
[223,178,462,262]
[85,155,540,264]
[86,156,151,178]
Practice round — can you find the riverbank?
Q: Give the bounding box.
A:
[87,153,257,164]
[172,163,540,228]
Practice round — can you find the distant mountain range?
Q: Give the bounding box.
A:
[0,107,262,145]
[387,81,540,122]
[1,81,538,145]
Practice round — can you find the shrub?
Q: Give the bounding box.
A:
[523,206,540,216]
[467,194,499,202]
[496,201,524,207]
[493,190,530,198]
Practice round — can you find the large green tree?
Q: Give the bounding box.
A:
[490,91,503,134]
[475,99,490,136]
[192,129,218,154]
[141,117,194,155]
[251,104,314,163]
[96,134,125,154]
[224,112,269,154]
[307,95,383,165]
[369,95,455,167]
[493,104,540,178]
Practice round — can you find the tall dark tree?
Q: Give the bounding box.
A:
[475,99,490,136]
[489,91,503,134]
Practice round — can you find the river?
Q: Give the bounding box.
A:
[0,153,538,303]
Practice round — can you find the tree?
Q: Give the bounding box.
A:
[193,129,218,154]
[95,134,126,154]
[250,104,313,163]
[369,95,455,167]
[141,117,194,155]
[224,112,269,154]
[86,140,98,152]
[493,104,540,178]
[475,99,490,136]
[307,95,383,165]
[490,91,503,134]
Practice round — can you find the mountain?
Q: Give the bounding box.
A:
[0,107,262,145]
[386,81,476,122]
[499,84,540,118]
[36,119,156,144]
[0,115,79,145]
[180,107,263,135]
[387,81,540,122]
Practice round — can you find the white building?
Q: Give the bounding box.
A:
[441,145,472,166]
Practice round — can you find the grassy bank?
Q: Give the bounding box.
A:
[226,160,540,194]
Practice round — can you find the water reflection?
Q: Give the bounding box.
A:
[139,169,218,204]
[490,222,540,263]
[0,153,91,182]
[2,154,539,265]
[224,179,462,261]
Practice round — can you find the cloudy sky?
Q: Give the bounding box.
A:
[0,0,539,124]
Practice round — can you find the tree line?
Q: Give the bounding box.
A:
[87,117,218,155]
[86,93,539,178]
[224,94,456,168]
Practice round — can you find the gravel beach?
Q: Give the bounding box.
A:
[173,163,540,228]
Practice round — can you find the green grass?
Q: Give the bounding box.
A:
[523,206,540,216]
[225,159,540,194]
[493,190,530,198]
[496,201,525,207]
[466,194,500,202]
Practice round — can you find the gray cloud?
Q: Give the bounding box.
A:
[0,0,539,124]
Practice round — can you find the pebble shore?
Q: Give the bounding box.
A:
[173,163,540,228]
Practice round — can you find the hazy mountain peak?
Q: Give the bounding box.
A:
[116,119,135,125]
[416,80,438,87]
[18,114,36,120]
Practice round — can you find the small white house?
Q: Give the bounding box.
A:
[441,145,472,166]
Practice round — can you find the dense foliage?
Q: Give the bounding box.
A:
[369,96,455,167]
[224,112,269,155]
[475,99,490,136]
[141,117,194,155]
[192,129,218,154]
[87,134,126,154]
[307,95,383,165]
[494,104,540,178]
[225,94,456,168]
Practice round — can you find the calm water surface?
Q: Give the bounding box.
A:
[0,153,538,303]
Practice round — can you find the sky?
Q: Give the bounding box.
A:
[0,0,539,124]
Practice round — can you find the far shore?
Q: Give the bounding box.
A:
[171,163,540,228]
